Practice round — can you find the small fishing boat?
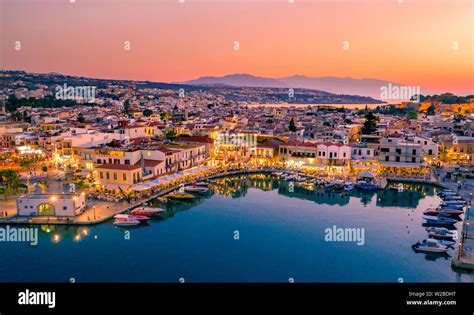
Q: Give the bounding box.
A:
[426,236,456,247]
[439,203,464,210]
[325,181,335,188]
[441,195,464,201]
[442,199,466,205]
[437,191,457,197]
[114,213,150,222]
[344,182,355,191]
[428,231,457,241]
[423,215,458,226]
[184,185,209,193]
[131,207,166,216]
[425,227,452,233]
[164,192,195,200]
[389,183,404,192]
[113,218,141,226]
[423,207,463,217]
[355,181,379,191]
[194,181,210,187]
[412,239,449,253]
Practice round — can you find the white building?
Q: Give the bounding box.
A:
[413,135,439,158]
[16,193,86,217]
[316,142,351,166]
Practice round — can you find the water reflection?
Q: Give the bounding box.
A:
[41,174,440,243]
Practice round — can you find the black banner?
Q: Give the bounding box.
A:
[0,283,472,314]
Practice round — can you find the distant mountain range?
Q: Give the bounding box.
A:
[183,74,433,99]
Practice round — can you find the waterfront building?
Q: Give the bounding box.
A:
[439,136,474,163]
[16,193,86,217]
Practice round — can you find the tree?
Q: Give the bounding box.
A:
[143,109,153,117]
[426,104,436,115]
[77,113,85,123]
[407,110,418,120]
[0,170,23,198]
[289,118,297,132]
[165,129,177,140]
[0,186,11,201]
[361,111,379,135]
[37,180,49,194]
[123,100,131,117]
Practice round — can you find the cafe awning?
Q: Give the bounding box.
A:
[131,165,218,192]
[379,162,424,168]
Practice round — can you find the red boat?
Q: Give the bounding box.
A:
[114,214,149,222]
[423,207,463,217]
[131,207,166,217]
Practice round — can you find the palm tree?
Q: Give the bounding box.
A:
[0,186,11,201]
[37,180,49,194]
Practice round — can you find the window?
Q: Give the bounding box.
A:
[428,149,433,155]
[100,172,103,179]
[113,173,117,180]
[385,156,389,161]
[412,157,416,163]
[396,156,400,162]
[106,172,110,179]
[125,159,130,165]
[367,150,370,155]
[343,152,346,158]
[381,148,389,153]
[97,159,101,164]
[63,206,67,210]
[412,149,417,155]
[123,173,127,181]
[396,149,401,154]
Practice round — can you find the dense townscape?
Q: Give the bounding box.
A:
[1,70,473,270]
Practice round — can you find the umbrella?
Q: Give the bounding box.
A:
[358,171,375,179]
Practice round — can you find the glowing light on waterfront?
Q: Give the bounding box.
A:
[50,196,57,202]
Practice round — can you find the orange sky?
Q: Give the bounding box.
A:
[1,0,473,94]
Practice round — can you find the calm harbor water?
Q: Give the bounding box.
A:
[1,174,472,282]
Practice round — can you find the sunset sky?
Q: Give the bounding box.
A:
[1,0,473,94]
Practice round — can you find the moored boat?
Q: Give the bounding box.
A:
[184,185,209,193]
[344,182,355,191]
[114,213,150,222]
[426,237,456,247]
[412,239,449,253]
[131,206,166,216]
[194,181,210,187]
[428,231,457,241]
[113,218,141,226]
[423,207,463,217]
[164,192,195,200]
[439,203,465,210]
[355,180,379,191]
[423,215,458,226]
